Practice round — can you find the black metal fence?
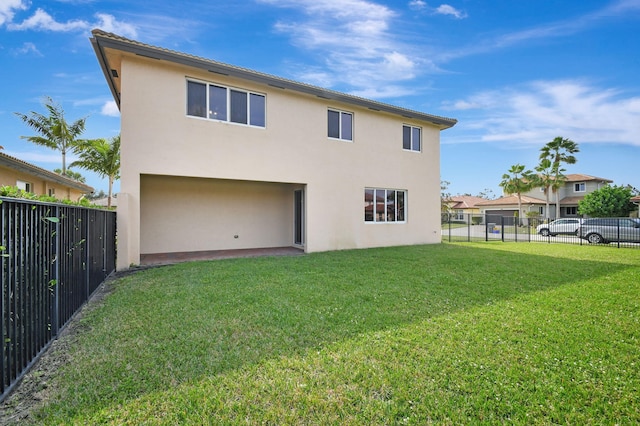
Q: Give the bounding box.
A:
[0,198,116,401]
[442,213,640,249]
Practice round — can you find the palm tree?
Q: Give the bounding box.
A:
[539,136,579,219]
[53,168,86,183]
[71,136,120,208]
[499,164,533,226]
[15,97,89,173]
[532,158,565,220]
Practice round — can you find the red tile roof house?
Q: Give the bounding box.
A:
[476,174,612,220]
[90,30,457,270]
[443,195,487,221]
[0,151,94,200]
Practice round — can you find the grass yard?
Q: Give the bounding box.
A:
[24,243,640,424]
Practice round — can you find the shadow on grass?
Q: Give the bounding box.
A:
[35,243,636,421]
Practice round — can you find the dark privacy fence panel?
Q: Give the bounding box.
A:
[0,198,116,401]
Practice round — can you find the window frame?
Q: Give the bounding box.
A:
[186,78,266,129]
[327,108,353,142]
[364,188,407,223]
[16,180,32,193]
[574,182,586,192]
[402,124,421,152]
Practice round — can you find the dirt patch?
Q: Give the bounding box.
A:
[0,273,123,425]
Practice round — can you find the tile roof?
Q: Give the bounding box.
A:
[559,196,585,204]
[563,173,612,183]
[90,29,457,129]
[476,195,546,206]
[0,151,94,193]
[447,195,487,209]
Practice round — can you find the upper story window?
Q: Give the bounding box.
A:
[574,182,586,192]
[16,180,32,193]
[187,79,266,128]
[328,109,353,141]
[403,125,421,152]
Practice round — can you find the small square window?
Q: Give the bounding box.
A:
[403,125,421,152]
[574,182,586,192]
[17,180,32,193]
[328,109,353,141]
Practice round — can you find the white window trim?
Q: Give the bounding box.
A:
[574,182,586,193]
[402,124,422,153]
[328,108,353,142]
[364,188,407,224]
[16,180,32,193]
[186,78,266,129]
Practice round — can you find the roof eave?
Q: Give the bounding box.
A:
[91,37,121,109]
[90,30,457,129]
[0,154,94,193]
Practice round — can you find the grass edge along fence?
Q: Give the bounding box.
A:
[0,197,116,401]
[442,213,640,248]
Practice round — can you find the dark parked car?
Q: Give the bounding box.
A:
[577,218,640,244]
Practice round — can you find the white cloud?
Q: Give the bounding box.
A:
[434,4,467,19]
[444,80,640,147]
[94,13,137,38]
[0,0,27,26]
[408,2,467,18]
[6,8,137,37]
[101,101,120,117]
[258,0,430,97]
[13,41,42,56]
[6,150,61,164]
[8,8,88,31]
[408,0,427,10]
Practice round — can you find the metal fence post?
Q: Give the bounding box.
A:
[51,205,60,338]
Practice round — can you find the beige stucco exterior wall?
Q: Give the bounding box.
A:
[0,165,84,200]
[140,175,296,254]
[117,54,443,269]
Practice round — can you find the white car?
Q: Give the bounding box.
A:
[536,218,583,237]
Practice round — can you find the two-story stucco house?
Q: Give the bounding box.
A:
[477,173,612,219]
[0,151,94,200]
[90,30,457,270]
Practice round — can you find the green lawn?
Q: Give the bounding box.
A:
[31,243,639,424]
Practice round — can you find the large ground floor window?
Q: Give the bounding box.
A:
[364,188,406,223]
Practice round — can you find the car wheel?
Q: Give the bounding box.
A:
[540,229,550,237]
[587,233,604,244]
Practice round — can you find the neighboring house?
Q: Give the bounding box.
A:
[0,151,94,200]
[92,196,117,208]
[632,195,640,217]
[444,195,487,220]
[477,174,612,219]
[90,30,457,270]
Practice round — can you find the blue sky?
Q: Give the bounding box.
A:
[1,0,639,197]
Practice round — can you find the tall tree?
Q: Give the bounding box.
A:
[532,158,565,220]
[71,135,120,208]
[539,136,579,218]
[15,97,89,173]
[499,164,533,225]
[441,180,452,214]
